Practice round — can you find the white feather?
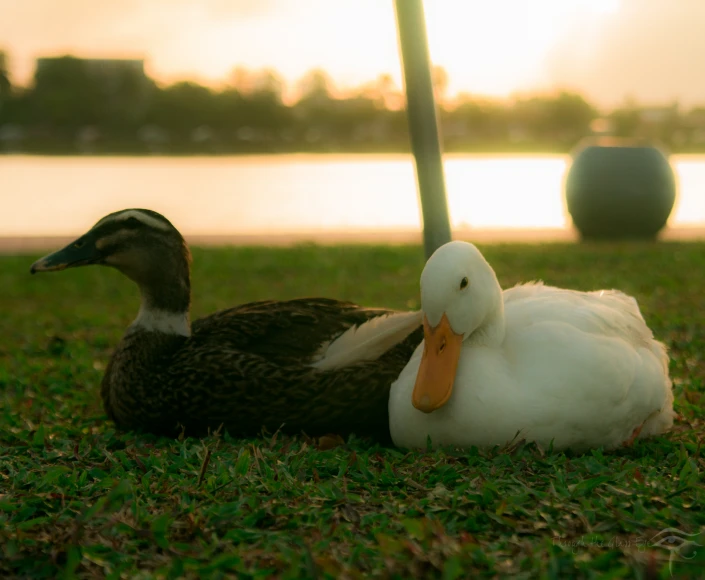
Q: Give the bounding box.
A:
[94,209,171,232]
[129,306,191,337]
[312,310,423,371]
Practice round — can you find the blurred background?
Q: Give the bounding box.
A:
[1,0,704,241]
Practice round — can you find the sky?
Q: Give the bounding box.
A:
[1,0,705,107]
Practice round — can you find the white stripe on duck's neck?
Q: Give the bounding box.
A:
[124,256,192,337]
[129,305,191,336]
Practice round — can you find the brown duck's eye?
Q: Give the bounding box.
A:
[74,240,84,249]
[460,277,469,290]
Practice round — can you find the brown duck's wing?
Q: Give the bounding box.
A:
[102,298,420,441]
[160,322,423,442]
[190,297,396,363]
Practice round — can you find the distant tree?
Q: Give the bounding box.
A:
[359,74,403,110]
[511,92,596,144]
[230,67,283,95]
[326,95,380,143]
[545,92,596,137]
[449,96,509,141]
[609,102,641,138]
[687,106,705,120]
[229,67,253,93]
[686,107,705,132]
[655,102,683,146]
[245,70,291,134]
[374,74,396,97]
[146,81,217,134]
[616,101,683,146]
[292,69,337,143]
[221,68,290,135]
[0,51,12,105]
[250,69,284,101]
[431,66,449,104]
[214,87,245,131]
[297,69,334,103]
[7,57,703,153]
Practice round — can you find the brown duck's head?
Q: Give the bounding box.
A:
[30,209,192,310]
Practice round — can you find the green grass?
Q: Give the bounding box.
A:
[1,242,704,579]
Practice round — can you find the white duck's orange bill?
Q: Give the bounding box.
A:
[412,313,463,413]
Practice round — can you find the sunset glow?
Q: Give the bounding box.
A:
[99,0,624,99]
[3,0,705,106]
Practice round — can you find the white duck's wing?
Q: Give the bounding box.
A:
[502,280,546,304]
[501,284,673,447]
[504,283,666,367]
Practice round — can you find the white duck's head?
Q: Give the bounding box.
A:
[413,241,504,413]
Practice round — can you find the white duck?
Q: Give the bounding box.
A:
[389,241,674,452]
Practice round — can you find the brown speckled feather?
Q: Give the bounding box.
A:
[101,298,423,442]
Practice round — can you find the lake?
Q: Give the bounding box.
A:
[1,153,704,239]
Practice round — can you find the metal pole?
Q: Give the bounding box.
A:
[394,0,452,259]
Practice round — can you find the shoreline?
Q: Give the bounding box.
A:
[3,150,705,159]
[2,226,704,254]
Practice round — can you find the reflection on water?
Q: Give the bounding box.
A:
[1,153,703,236]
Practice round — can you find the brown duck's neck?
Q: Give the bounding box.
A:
[130,274,192,337]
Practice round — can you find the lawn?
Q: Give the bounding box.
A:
[1,242,704,579]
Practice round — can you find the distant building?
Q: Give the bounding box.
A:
[34,56,152,121]
[36,57,145,74]
[35,57,147,90]
[639,105,677,124]
[0,51,10,99]
[0,51,8,78]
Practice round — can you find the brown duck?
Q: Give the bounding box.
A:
[30,209,423,442]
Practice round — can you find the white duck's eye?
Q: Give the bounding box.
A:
[460,277,469,290]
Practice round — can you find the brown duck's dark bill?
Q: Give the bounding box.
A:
[30,237,99,274]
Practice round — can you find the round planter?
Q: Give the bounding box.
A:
[565,138,676,239]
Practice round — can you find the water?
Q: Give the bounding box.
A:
[1,153,704,237]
